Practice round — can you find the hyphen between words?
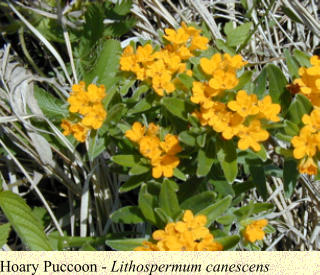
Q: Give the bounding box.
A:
[0,260,270,274]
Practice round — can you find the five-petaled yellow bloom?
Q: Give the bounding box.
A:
[243,219,268,243]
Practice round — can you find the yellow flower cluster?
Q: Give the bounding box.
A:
[61,81,107,142]
[291,108,320,175]
[293,55,320,106]
[243,219,268,243]
[120,23,208,96]
[134,210,223,251]
[125,122,182,178]
[192,55,281,151]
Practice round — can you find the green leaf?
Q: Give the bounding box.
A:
[286,94,312,124]
[112,155,140,167]
[215,39,236,55]
[234,202,274,218]
[138,184,160,226]
[105,103,127,125]
[80,243,96,251]
[198,195,232,226]
[275,132,293,143]
[34,86,68,121]
[251,145,267,162]
[216,214,235,225]
[119,79,136,95]
[88,135,106,161]
[129,163,150,176]
[173,168,187,181]
[32,207,49,228]
[216,138,238,183]
[159,180,181,219]
[179,131,196,146]
[215,235,240,250]
[293,50,310,67]
[113,0,133,16]
[196,133,206,148]
[284,49,299,79]
[249,163,268,200]
[210,180,235,197]
[127,93,154,115]
[162,97,193,121]
[119,174,148,193]
[0,191,52,250]
[154,208,172,224]
[284,120,300,137]
[234,71,253,90]
[266,64,288,104]
[106,238,147,251]
[84,39,122,88]
[180,191,216,213]
[254,67,267,99]
[111,206,145,224]
[224,22,252,48]
[283,159,299,198]
[0,223,11,247]
[177,74,194,89]
[197,139,216,177]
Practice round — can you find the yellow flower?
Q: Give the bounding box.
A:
[298,157,318,175]
[61,119,73,136]
[191,81,220,109]
[163,27,190,46]
[220,113,244,140]
[119,45,136,71]
[160,134,182,156]
[151,155,180,178]
[146,122,159,136]
[125,122,182,179]
[237,120,269,152]
[125,122,146,143]
[302,109,320,133]
[139,136,162,160]
[189,35,209,51]
[135,210,223,251]
[200,53,222,75]
[62,81,107,142]
[292,55,320,106]
[134,241,160,251]
[243,219,268,243]
[200,53,246,91]
[61,120,89,142]
[227,90,259,118]
[120,23,209,96]
[291,126,317,159]
[258,95,281,122]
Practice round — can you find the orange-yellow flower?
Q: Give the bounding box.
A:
[61,81,107,142]
[151,155,180,178]
[227,90,259,118]
[125,122,146,143]
[291,126,318,159]
[243,219,268,243]
[302,109,320,133]
[258,95,281,122]
[292,55,320,106]
[125,122,182,179]
[139,135,162,160]
[237,120,269,152]
[134,210,223,251]
[298,157,318,175]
